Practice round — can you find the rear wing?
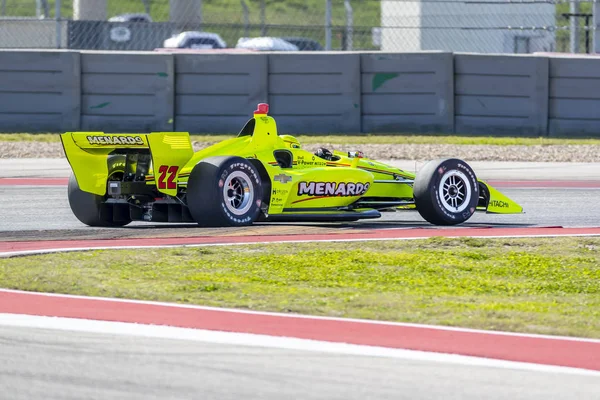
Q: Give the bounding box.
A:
[61,132,193,196]
[69,132,150,149]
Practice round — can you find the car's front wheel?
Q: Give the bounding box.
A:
[413,158,479,225]
[186,156,263,227]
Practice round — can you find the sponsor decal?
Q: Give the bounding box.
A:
[490,200,509,208]
[110,27,131,42]
[230,162,260,184]
[221,202,252,224]
[296,155,326,167]
[457,163,478,193]
[274,174,293,184]
[272,188,288,196]
[271,188,288,205]
[87,135,144,146]
[462,207,475,218]
[297,181,370,197]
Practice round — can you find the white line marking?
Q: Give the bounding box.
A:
[0,313,597,377]
[1,288,599,344]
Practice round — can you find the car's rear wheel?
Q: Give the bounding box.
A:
[68,155,131,227]
[186,156,263,227]
[413,158,479,225]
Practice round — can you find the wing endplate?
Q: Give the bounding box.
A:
[482,182,523,214]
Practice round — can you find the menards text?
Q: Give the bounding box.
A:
[87,136,144,145]
[298,181,370,197]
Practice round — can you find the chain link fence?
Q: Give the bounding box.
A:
[0,0,596,53]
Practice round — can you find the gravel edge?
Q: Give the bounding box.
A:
[1,141,599,163]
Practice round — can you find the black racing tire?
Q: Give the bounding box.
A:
[67,155,131,227]
[413,158,479,225]
[186,156,263,227]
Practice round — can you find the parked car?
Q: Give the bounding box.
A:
[281,37,323,51]
[236,37,298,51]
[163,31,227,49]
[108,13,153,23]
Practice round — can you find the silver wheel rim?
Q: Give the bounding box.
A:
[222,171,253,216]
[438,170,471,213]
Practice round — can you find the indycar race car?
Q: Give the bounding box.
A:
[60,103,522,227]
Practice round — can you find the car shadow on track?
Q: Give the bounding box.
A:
[0,221,536,242]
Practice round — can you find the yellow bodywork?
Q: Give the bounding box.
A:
[482,183,524,214]
[175,114,381,214]
[61,132,193,196]
[60,110,523,219]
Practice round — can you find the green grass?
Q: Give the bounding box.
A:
[4,132,600,146]
[1,237,599,338]
[5,0,375,24]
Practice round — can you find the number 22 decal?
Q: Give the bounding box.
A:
[157,165,178,190]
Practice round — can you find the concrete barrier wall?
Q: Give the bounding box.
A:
[0,50,80,132]
[175,54,267,133]
[361,52,453,133]
[0,50,600,136]
[454,53,548,136]
[80,51,174,132]
[268,53,361,134]
[548,56,600,137]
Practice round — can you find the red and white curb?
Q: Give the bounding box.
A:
[2,178,599,373]
[0,226,600,257]
[2,313,598,377]
[1,289,599,374]
[3,226,600,258]
[0,177,68,186]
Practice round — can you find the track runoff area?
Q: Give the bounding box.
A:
[1,176,600,376]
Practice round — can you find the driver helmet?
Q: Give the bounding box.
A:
[315,147,333,161]
[280,135,301,149]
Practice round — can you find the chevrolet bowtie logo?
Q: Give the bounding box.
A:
[274,174,293,184]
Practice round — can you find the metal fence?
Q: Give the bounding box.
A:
[0,0,597,53]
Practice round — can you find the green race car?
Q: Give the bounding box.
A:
[60,103,522,227]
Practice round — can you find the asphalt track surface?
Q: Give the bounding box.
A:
[1,324,599,400]
[1,159,599,399]
[1,158,599,239]
[0,186,598,238]
[1,157,599,236]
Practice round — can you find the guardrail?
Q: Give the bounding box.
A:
[0,50,599,137]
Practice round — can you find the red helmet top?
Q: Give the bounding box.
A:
[254,103,269,115]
